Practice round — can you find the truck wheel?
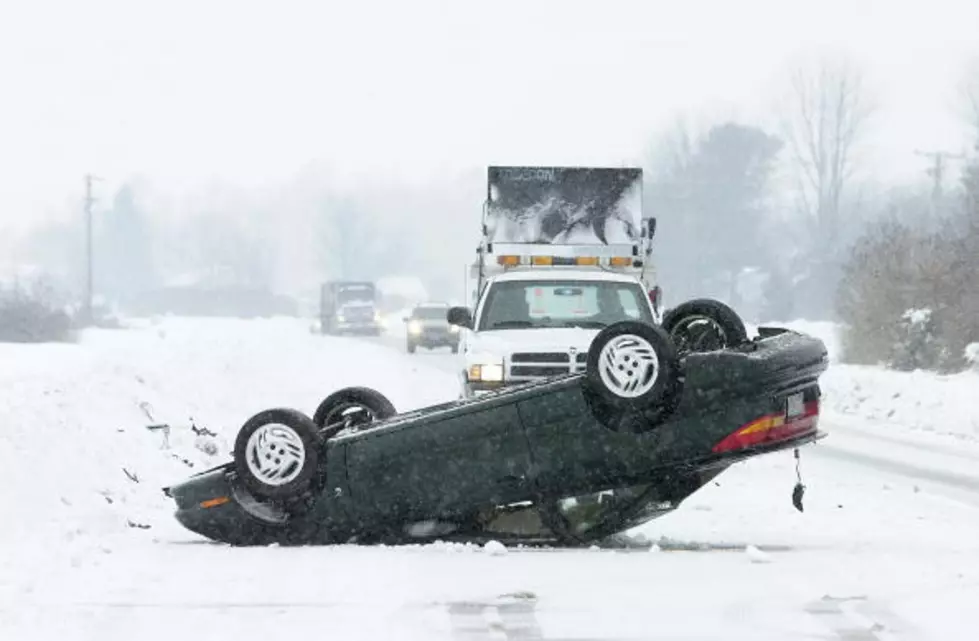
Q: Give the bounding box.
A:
[233,408,321,501]
[585,320,678,411]
[660,299,748,354]
[312,386,397,438]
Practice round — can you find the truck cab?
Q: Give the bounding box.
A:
[448,165,661,397]
[320,281,382,336]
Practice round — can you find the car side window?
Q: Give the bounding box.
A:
[617,288,643,319]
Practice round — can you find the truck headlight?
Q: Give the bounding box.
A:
[468,362,504,382]
[408,321,422,335]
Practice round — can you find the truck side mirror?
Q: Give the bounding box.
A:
[447,306,474,329]
[643,217,657,239]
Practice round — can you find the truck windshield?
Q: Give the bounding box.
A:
[337,287,374,304]
[477,280,653,331]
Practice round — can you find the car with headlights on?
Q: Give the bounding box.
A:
[404,302,461,354]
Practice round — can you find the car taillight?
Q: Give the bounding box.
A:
[712,397,820,454]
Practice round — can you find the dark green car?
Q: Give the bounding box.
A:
[164,299,829,547]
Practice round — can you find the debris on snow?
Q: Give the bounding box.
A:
[194,435,219,456]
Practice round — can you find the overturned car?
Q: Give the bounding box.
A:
[164,299,829,547]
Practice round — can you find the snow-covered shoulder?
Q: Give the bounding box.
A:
[0,316,460,579]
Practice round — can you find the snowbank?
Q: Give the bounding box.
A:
[754,319,979,443]
[0,316,459,581]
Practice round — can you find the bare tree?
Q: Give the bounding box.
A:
[784,56,873,251]
[644,119,783,315]
[776,55,875,319]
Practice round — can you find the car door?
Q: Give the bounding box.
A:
[343,401,534,524]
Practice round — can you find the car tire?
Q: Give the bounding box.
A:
[233,408,321,501]
[660,298,748,354]
[585,320,678,411]
[407,342,417,354]
[312,386,397,438]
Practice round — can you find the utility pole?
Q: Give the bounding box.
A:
[83,174,100,324]
[914,149,965,216]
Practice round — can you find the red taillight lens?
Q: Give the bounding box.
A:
[712,399,820,454]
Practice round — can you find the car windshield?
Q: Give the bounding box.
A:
[476,280,653,331]
[412,306,448,320]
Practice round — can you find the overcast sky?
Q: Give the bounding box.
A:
[2,0,978,238]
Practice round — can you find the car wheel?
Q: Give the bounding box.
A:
[312,386,397,438]
[407,342,417,354]
[660,298,748,354]
[233,408,320,501]
[585,320,678,411]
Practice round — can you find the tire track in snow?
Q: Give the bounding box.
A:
[804,595,925,641]
[812,439,979,510]
[446,596,640,641]
[814,444,979,494]
[825,419,979,462]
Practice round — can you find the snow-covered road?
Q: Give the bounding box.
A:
[2,317,976,640]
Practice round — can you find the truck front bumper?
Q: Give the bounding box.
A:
[336,322,381,334]
[464,378,547,396]
[466,380,506,395]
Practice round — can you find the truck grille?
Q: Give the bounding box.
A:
[509,351,587,380]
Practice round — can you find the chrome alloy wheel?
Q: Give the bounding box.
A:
[597,333,660,398]
[243,423,307,486]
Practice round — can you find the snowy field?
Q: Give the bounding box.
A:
[1,316,977,640]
